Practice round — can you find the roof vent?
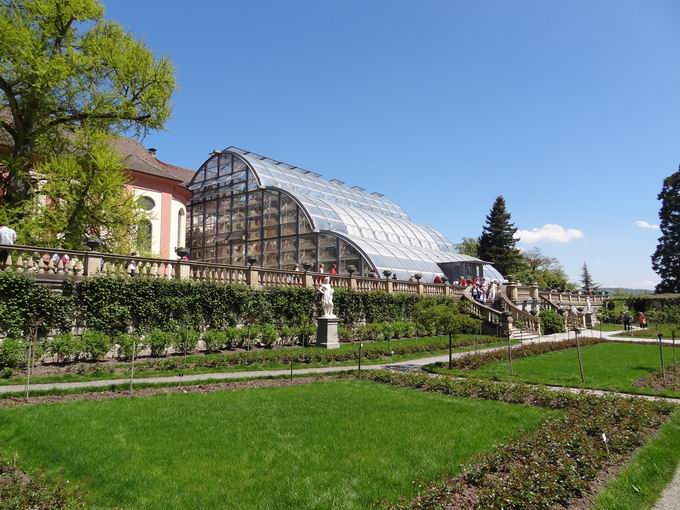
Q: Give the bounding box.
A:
[148,148,157,157]
[351,186,366,191]
[371,192,385,197]
[329,179,345,185]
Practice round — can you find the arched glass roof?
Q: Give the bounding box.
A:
[190,147,500,280]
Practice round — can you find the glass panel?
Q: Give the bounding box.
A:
[191,203,204,238]
[233,156,248,173]
[280,237,297,269]
[217,245,230,264]
[280,195,297,236]
[232,194,246,231]
[232,242,244,265]
[205,157,218,180]
[263,190,279,238]
[204,201,217,236]
[217,196,231,234]
[298,214,312,234]
[339,239,362,275]
[299,234,317,268]
[263,239,279,268]
[319,234,337,271]
[218,154,232,176]
[247,240,262,263]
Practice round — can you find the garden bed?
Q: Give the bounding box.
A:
[364,371,675,509]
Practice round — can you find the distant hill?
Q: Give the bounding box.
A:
[601,288,654,296]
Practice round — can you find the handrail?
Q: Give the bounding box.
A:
[500,286,541,334]
[461,286,504,326]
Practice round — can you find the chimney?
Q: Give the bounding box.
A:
[148,148,157,158]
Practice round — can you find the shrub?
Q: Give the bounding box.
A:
[279,325,298,346]
[81,330,113,361]
[202,330,225,352]
[338,325,356,342]
[47,333,84,363]
[146,329,173,357]
[223,327,241,350]
[173,329,199,356]
[0,338,26,368]
[539,308,565,335]
[240,325,260,350]
[259,324,278,348]
[116,333,143,361]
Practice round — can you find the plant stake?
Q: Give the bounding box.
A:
[658,333,666,385]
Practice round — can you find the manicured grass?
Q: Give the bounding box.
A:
[431,342,680,398]
[0,380,549,510]
[591,409,680,510]
[1,335,507,387]
[614,326,680,340]
[598,323,627,332]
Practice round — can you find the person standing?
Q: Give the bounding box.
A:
[622,311,631,331]
[0,224,17,266]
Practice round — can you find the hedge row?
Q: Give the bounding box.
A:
[365,371,674,510]
[0,272,458,337]
[445,337,606,371]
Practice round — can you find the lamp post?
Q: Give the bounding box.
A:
[413,273,422,282]
[382,270,392,279]
[347,264,356,276]
[246,255,257,268]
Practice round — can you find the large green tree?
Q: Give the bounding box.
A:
[454,237,479,257]
[652,167,680,293]
[0,0,176,210]
[514,247,575,291]
[580,262,598,293]
[477,196,523,277]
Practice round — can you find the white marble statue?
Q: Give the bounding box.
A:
[319,276,335,317]
[586,297,593,314]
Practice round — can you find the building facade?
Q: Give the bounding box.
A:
[187,147,502,282]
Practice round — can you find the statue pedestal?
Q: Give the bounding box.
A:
[317,316,340,349]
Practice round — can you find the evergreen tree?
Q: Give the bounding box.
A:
[477,196,523,277]
[580,262,597,292]
[652,167,680,293]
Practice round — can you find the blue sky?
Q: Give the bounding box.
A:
[105,0,680,289]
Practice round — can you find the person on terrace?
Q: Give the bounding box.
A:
[0,223,17,266]
[433,275,442,284]
[329,263,337,275]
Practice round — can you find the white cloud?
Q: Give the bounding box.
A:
[515,224,584,244]
[634,220,659,230]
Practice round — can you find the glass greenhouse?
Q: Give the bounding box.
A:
[187,147,503,282]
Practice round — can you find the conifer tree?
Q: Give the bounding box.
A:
[580,262,597,293]
[477,196,522,277]
[652,167,680,293]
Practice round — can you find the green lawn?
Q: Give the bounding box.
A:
[597,323,627,332]
[0,380,549,510]
[2,335,508,387]
[431,342,680,398]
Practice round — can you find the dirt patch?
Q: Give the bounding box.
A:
[0,376,327,408]
[634,367,680,392]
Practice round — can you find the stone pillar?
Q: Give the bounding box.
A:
[84,253,102,277]
[386,279,393,294]
[303,273,314,288]
[584,312,593,328]
[505,282,518,303]
[246,268,260,289]
[349,275,357,291]
[444,285,451,296]
[316,316,340,349]
[530,283,539,300]
[176,262,191,280]
[502,315,514,339]
[417,282,424,295]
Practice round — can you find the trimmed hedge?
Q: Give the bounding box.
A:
[365,371,674,510]
[0,272,464,337]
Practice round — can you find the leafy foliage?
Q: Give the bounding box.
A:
[513,247,575,291]
[580,262,598,293]
[477,196,523,277]
[652,167,680,293]
[538,308,565,335]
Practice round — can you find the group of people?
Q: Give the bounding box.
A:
[465,277,500,304]
[622,311,647,331]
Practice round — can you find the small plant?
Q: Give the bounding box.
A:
[174,329,199,356]
[202,330,225,352]
[116,333,143,361]
[147,329,174,357]
[0,338,26,368]
[82,330,113,361]
[240,325,260,350]
[47,333,84,364]
[539,308,565,335]
[259,324,278,348]
[223,327,241,350]
[279,325,297,346]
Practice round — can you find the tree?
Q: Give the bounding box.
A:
[580,262,598,293]
[477,196,523,277]
[0,0,176,211]
[14,130,146,252]
[513,247,576,291]
[652,168,680,293]
[454,237,479,257]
